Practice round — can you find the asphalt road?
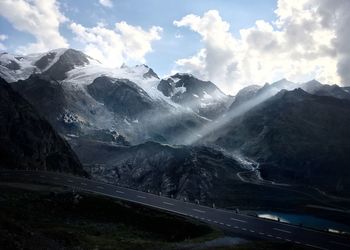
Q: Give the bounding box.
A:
[1,170,349,250]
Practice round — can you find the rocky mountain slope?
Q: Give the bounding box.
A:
[71,139,245,204]
[69,138,341,210]
[211,88,350,196]
[0,77,86,176]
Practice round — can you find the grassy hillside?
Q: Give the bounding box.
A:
[0,182,311,250]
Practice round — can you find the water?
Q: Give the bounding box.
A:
[256,211,350,233]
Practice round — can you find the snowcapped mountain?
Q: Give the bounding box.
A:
[229,78,350,112]
[158,73,230,119]
[65,62,230,119]
[0,51,38,82]
[0,49,95,83]
[1,48,231,145]
[2,48,349,146]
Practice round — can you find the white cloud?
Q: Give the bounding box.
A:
[174,0,350,94]
[99,0,113,8]
[0,0,68,54]
[70,21,162,67]
[174,10,240,93]
[0,34,8,41]
[0,34,7,51]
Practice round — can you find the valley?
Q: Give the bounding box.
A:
[2,48,350,209]
[1,47,350,249]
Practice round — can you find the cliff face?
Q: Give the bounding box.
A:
[0,77,87,176]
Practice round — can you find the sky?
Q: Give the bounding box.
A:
[0,0,349,94]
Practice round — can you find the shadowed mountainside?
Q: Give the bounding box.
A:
[212,89,350,197]
[0,77,87,176]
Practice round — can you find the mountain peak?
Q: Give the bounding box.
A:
[136,64,150,68]
[276,78,287,82]
[172,72,196,79]
[301,79,322,90]
[236,84,261,96]
[143,67,159,79]
[274,88,310,101]
[271,78,296,87]
[38,48,91,80]
[309,79,321,83]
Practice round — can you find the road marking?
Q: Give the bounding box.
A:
[249,230,255,233]
[80,182,87,186]
[115,190,125,194]
[200,217,205,220]
[192,209,205,213]
[68,180,73,183]
[234,226,239,229]
[137,195,146,199]
[83,188,199,226]
[276,236,282,240]
[230,218,247,223]
[219,222,224,225]
[206,219,211,222]
[162,201,174,206]
[305,244,328,250]
[331,241,350,248]
[295,241,301,244]
[97,186,104,189]
[268,234,273,237]
[213,220,218,223]
[273,228,291,234]
[285,239,291,242]
[242,228,247,231]
[259,232,264,235]
[226,224,231,227]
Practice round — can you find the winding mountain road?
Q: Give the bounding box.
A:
[1,170,349,250]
